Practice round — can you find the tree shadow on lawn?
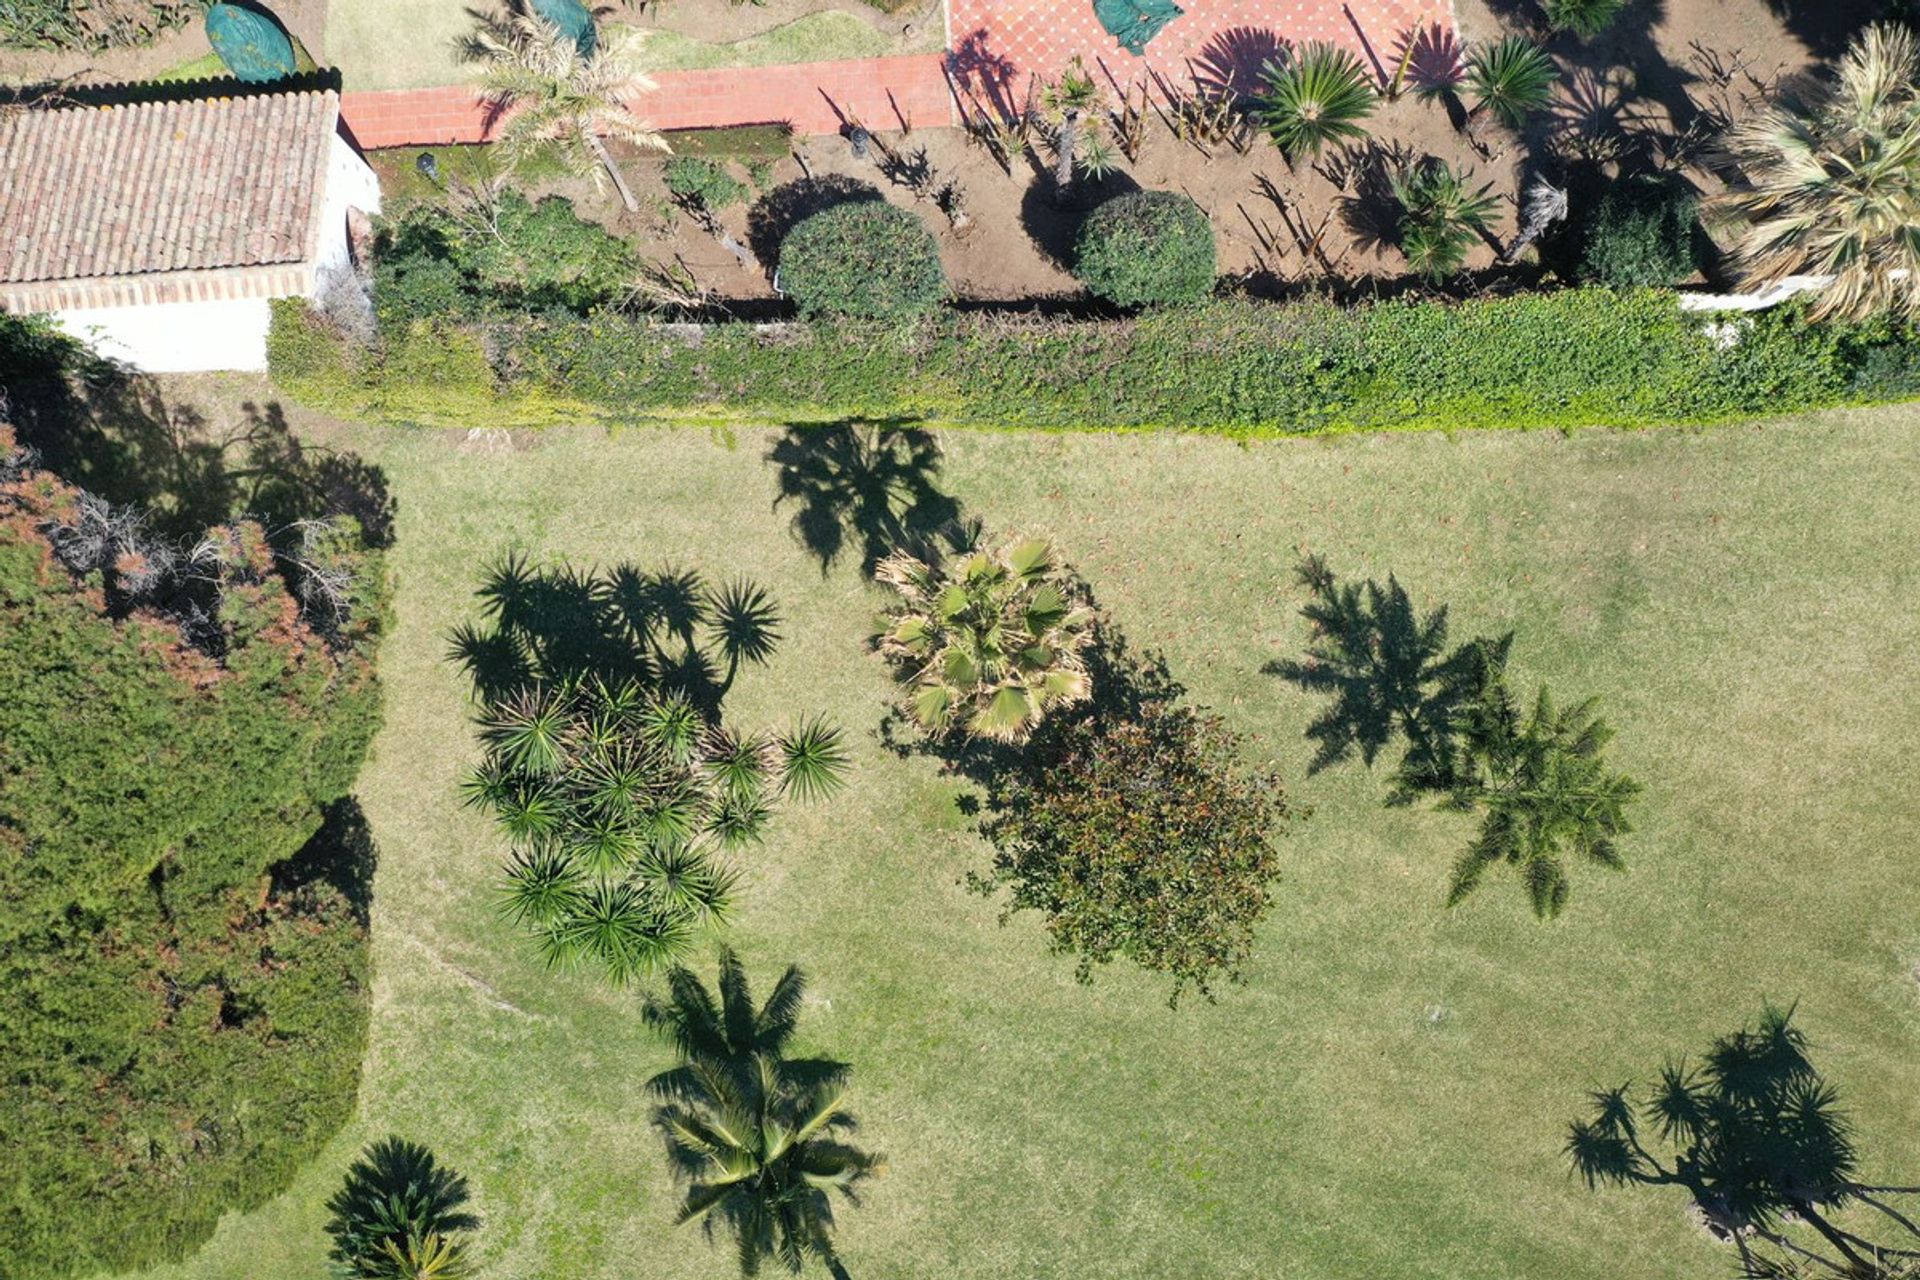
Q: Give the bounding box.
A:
[764,419,963,579]
[271,796,380,927]
[447,554,785,721]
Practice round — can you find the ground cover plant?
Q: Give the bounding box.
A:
[111,399,1920,1280]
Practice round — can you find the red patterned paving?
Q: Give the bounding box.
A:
[945,0,1455,102]
[340,52,954,150]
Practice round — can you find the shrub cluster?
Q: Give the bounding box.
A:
[272,289,1920,434]
[1073,190,1218,307]
[663,155,749,211]
[776,202,947,320]
[1577,173,1700,287]
[0,424,386,1278]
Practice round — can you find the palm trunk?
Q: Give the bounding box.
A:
[587,132,640,213]
[1052,108,1080,198]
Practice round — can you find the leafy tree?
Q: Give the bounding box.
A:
[777,203,947,320]
[451,558,847,984]
[979,699,1291,1004]
[461,13,666,212]
[1256,41,1378,160]
[1542,0,1626,40]
[0,424,385,1278]
[873,530,1094,743]
[1712,23,1920,321]
[1423,665,1640,917]
[1392,158,1498,281]
[1567,1007,1920,1277]
[1072,189,1218,307]
[325,1138,481,1280]
[644,951,884,1278]
[1464,36,1557,131]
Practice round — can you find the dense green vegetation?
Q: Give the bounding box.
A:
[1072,190,1217,308]
[270,289,1920,433]
[775,203,948,321]
[0,424,386,1278]
[119,409,1920,1280]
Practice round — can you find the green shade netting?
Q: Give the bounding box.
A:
[1093,0,1182,55]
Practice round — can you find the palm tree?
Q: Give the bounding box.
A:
[461,13,667,213]
[1256,41,1378,160]
[1712,22,1920,322]
[1433,673,1639,917]
[1039,57,1104,200]
[873,531,1094,743]
[1464,36,1557,133]
[1391,158,1499,281]
[645,952,884,1279]
[325,1137,480,1280]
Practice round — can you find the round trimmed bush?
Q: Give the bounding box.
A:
[1073,190,1217,307]
[1578,174,1700,287]
[778,202,946,320]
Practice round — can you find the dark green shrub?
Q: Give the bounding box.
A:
[0,426,386,1278]
[1073,190,1217,307]
[1543,0,1625,39]
[980,699,1291,1003]
[663,155,748,210]
[1577,173,1700,287]
[777,202,946,320]
[326,1138,481,1279]
[459,190,636,312]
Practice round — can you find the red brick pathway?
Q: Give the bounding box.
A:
[946,0,1455,104]
[339,52,954,149]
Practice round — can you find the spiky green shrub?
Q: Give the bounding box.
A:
[1542,0,1625,40]
[1392,159,1499,281]
[0,425,385,1279]
[1255,41,1377,159]
[1465,36,1558,129]
[326,1138,480,1280]
[1073,189,1217,307]
[1578,173,1700,287]
[778,201,947,320]
[874,532,1095,743]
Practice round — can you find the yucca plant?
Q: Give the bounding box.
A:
[1391,158,1499,281]
[1542,0,1625,40]
[1464,36,1557,131]
[1039,56,1106,196]
[1256,41,1378,160]
[325,1138,480,1280]
[1712,22,1920,321]
[645,952,884,1280]
[874,532,1095,744]
[464,675,846,983]
[461,13,666,212]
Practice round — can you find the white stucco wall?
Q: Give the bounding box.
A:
[50,297,274,372]
[313,132,382,279]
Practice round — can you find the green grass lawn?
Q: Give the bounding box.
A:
[132,408,1920,1280]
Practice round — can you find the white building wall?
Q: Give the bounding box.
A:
[50,297,274,373]
[313,132,383,279]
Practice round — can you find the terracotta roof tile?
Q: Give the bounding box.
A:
[0,88,339,286]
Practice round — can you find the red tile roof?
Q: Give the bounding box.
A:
[0,87,339,288]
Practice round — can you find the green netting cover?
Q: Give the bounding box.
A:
[205,2,296,82]
[1093,0,1181,55]
[531,0,597,56]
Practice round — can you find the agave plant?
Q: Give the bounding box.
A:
[1464,36,1557,131]
[1712,22,1920,322]
[1391,158,1499,281]
[874,533,1094,744]
[1542,0,1625,40]
[464,675,847,983]
[1256,41,1378,160]
[460,13,666,212]
[645,952,883,1280]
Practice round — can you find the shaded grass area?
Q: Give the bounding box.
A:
[130,408,1920,1280]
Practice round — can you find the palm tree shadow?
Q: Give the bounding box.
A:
[448,555,783,719]
[1263,554,1507,792]
[764,419,963,579]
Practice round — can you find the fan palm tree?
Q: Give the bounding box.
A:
[645,952,884,1278]
[1391,158,1499,281]
[1464,36,1557,132]
[461,13,667,213]
[1256,41,1378,160]
[873,532,1094,743]
[1434,673,1639,917]
[1712,22,1920,322]
[1039,57,1104,199]
[325,1137,480,1280]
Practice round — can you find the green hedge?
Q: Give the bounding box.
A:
[270,289,1920,434]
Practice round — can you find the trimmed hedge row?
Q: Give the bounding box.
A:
[270,289,1920,434]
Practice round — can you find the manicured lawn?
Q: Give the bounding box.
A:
[135,408,1920,1280]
